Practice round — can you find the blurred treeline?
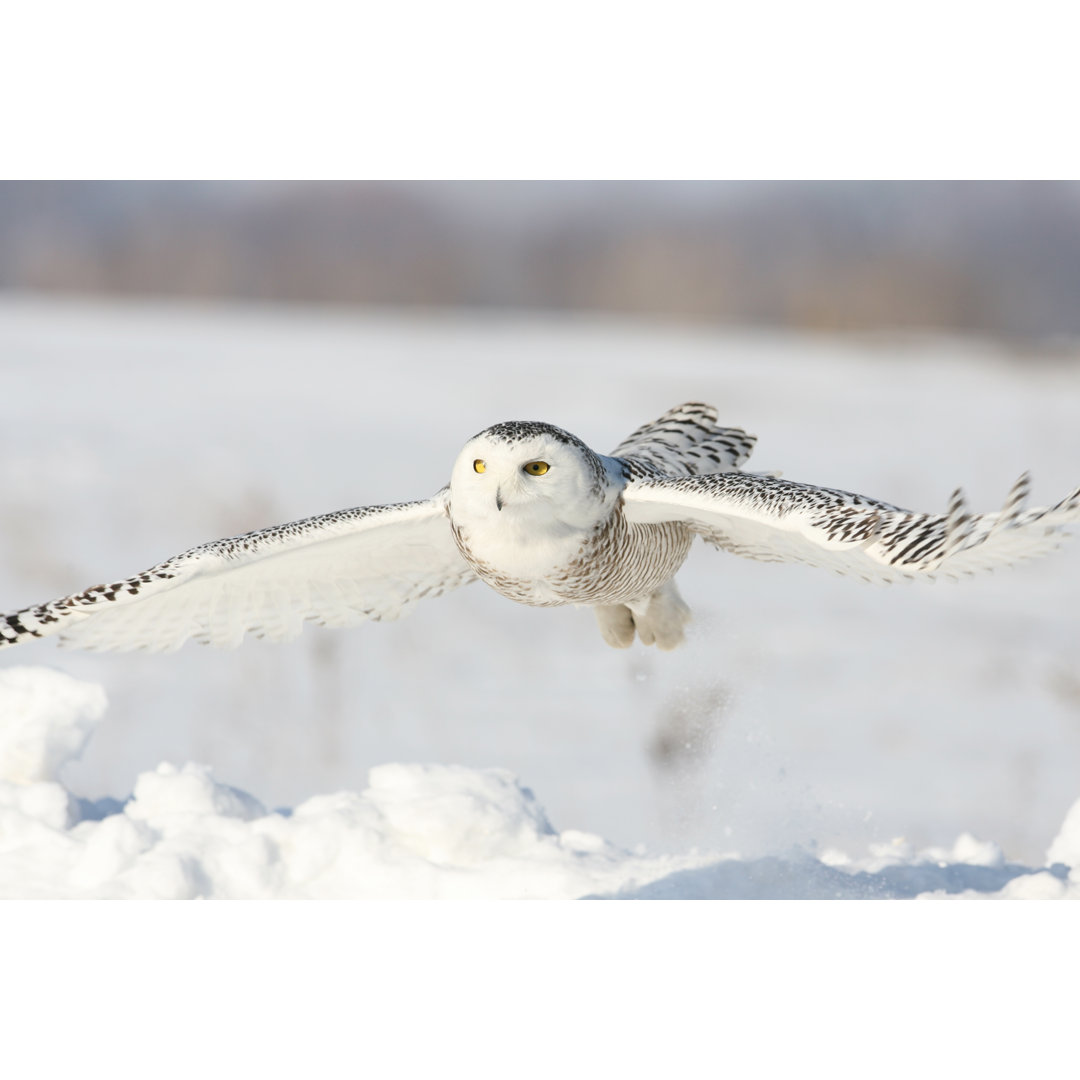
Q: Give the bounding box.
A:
[2,181,1079,343]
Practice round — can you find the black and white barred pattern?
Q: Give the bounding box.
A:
[612,402,756,479]
[623,470,1080,583]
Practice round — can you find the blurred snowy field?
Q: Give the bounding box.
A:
[1,294,1079,896]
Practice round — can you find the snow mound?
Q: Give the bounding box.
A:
[0,666,106,784]
[1,667,1079,900]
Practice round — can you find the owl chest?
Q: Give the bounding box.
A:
[450,510,691,607]
[449,515,586,605]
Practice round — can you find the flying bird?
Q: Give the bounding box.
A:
[1,402,1078,654]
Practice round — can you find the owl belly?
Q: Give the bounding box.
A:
[451,511,693,608]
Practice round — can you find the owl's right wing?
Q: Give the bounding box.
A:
[0,493,477,653]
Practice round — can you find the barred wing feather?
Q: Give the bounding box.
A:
[610,402,757,476]
[0,495,476,653]
[623,471,1080,584]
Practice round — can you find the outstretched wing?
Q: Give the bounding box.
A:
[623,471,1080,583]
[0,494,476,652]
[611,402,757,477]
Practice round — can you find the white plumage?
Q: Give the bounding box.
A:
[1,402,1077,653]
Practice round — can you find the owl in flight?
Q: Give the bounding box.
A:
[1,402,1078,654]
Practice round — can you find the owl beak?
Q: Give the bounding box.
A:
[495,488,504,512]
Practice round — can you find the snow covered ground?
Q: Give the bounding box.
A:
[2,665,1078,898]
[1,294,1079,898]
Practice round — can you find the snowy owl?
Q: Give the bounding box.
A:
[1,402,1078,654]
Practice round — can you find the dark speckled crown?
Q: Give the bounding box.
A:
[473,420,590,451]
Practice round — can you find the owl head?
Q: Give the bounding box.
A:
[449,420,621,531]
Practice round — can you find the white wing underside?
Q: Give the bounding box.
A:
[623,471,1080,583]
[0,495,476,653]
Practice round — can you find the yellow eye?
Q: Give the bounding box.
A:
[524,461,549,476]
[473,459,486,473]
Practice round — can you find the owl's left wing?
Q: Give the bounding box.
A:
[0,493,476,652]
[622,471,1080,583]
[611,402,757,476]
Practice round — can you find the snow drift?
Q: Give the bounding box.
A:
[1,666,1076,899]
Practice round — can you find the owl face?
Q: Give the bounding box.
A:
[449,422,616,533]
